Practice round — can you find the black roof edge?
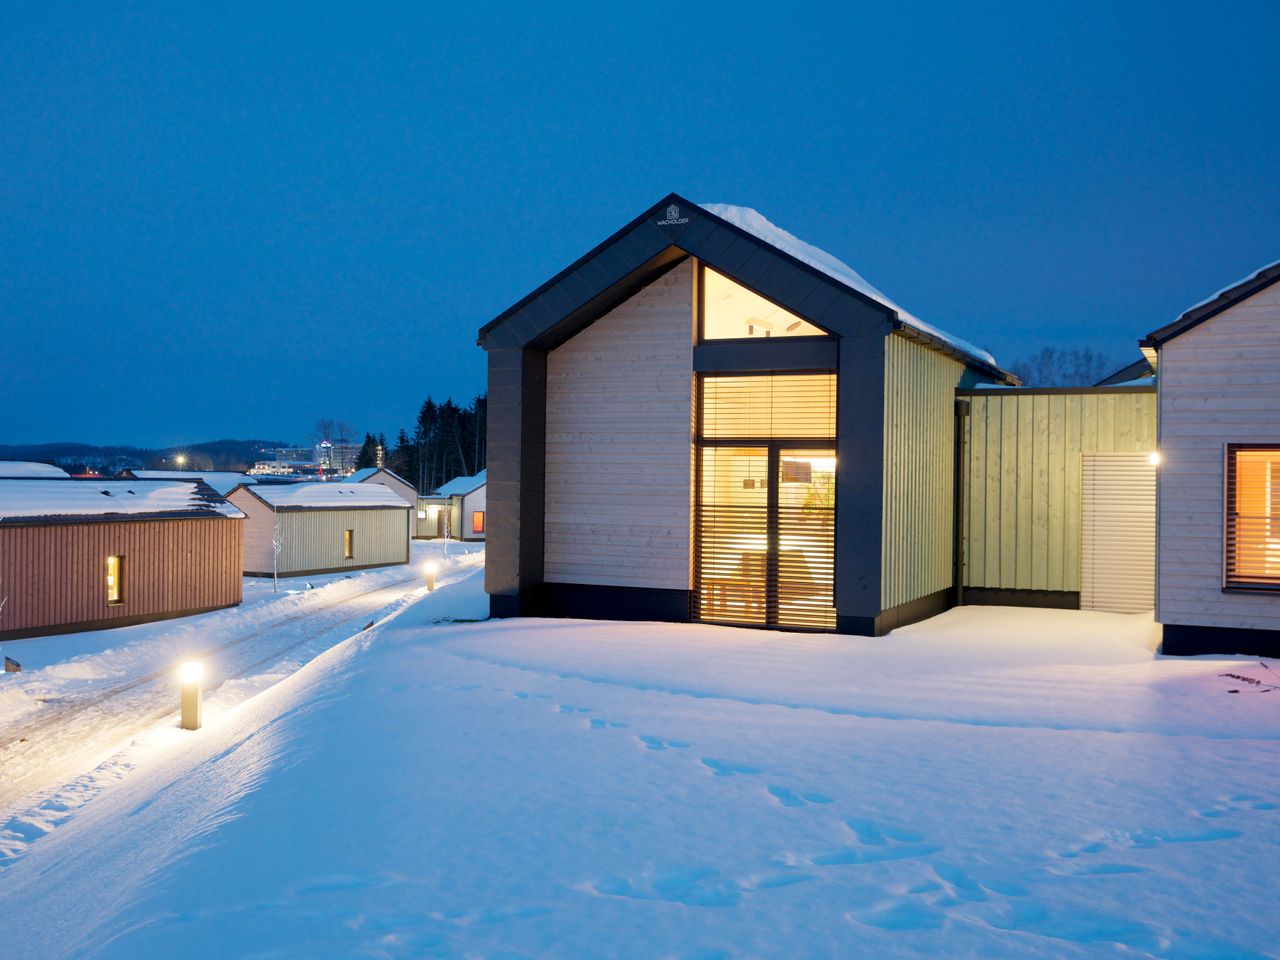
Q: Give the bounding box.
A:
[957,384,1156,397]
[477,192,687,344]
[1143,260,1280,348]
[889,321,1019,385]
[1094,357,1154,386]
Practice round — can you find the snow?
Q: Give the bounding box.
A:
[128,470,257,495]
[3,599,1279,959]
[239,481,411,509]
[1176,258,1280,318]
[0,461,69,479]
[343,467,382,483]
[435,469,486,497]
[700,203,1002,370]
[0,479,243,519]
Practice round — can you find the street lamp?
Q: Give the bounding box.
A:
[174,453,188,468]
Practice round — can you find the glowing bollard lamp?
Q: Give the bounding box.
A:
[179,661,204,731]
[425,561,440,592]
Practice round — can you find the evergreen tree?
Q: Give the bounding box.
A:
[354,433,379,470]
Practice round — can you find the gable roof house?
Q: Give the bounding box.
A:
[478,194,1016,635]
[342,467,418,506]
[1142,260,1280,656]
[434,470,486,542]
[224,482,411,578]
[0,479,244,640]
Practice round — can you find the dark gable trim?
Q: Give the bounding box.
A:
[479,193,1016,383]
[693,338,838,373]
[1143,261,1280,348]
[1095,357,1154,386]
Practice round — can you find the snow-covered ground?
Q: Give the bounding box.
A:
[2,591,1279,959]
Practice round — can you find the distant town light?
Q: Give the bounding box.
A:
[174,453,188,467]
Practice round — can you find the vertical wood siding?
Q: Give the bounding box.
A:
[544,260,694,589]
[881,335,968,609]
[964,389,1156,592]
[0,517,243,638]
[1157,283,1280,628]
[274,508,410,575]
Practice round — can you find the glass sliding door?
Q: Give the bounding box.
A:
[694,374,837,630]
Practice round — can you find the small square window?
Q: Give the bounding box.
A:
[472,511,485,534]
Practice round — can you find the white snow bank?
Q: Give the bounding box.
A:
[700,203,1001,369]
[239,481,409,509]
[0,479,242,519]
[3,603,1279,960]
[0,461,69,479]
[128,470,257,495]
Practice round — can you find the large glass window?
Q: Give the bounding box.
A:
[701,374,836,439]
[1226,446,1280,588]
[701,267,830,340]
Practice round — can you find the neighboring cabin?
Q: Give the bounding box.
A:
[0,479,244,641]
[342,467,417,505]
[1143,261,1280,655]
[434,471,486,542]
[225,482,411,577]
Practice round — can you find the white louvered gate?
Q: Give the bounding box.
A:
[1081,453,1157,613]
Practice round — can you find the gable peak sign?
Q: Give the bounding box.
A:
[657,203,689,226]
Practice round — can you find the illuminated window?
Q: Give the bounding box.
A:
[701,266,829,340]
[344,529,355,560]
[701,374,836,439]
[472,511,485,534]
[106,555,124,604]
[417,510,426,520]
[1226,446,1280,588]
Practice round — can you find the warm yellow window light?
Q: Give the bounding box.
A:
[106,555,123,604]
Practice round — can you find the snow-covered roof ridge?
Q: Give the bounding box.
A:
[129,470,257,496]
[0,479,243,521]
[435,470,486,497]
[0,460,70,479]
[239,482,410,509]
[1180,258,1280,318]
[698,202,1000,369]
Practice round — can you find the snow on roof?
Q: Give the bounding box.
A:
[435,470,486,497]
[699,203,1000,369]
[241,482,410,509]
[1180,259,1280,317]
[344,468,380,483]
[129,470,257,496]
[0,479,243,521]
[0,461,70,479]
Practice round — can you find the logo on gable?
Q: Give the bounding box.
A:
[657,203,690,227]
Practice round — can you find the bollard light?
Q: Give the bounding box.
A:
[180,661,204,730]
[425,560,440,592]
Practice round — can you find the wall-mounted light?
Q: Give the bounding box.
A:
[179,661,204,730]
[1149,451,1162,467]
[425,560,440,592]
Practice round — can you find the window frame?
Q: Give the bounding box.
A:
[697,263,837,345]
[472,511,485,535]
[343,528,355,560]
[1223,443,1280,591]
[106,554,125,605]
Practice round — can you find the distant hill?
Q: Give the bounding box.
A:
[0,439,291,474]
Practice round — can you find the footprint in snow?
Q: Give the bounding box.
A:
[808,817,939,866]
[1198,794,1279,818]
[1055,825,1242,859]
[636,735,691,751]
[588,718,627,730]
[557,704,592,714]
[766,785,833,808]
[701,758,759,776]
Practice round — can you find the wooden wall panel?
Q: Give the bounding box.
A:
[0,517,242,639]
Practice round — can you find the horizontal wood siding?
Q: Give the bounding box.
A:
[1081,453,1157,612]
[544,259,693,589]
[965,389,1156,592]
[0,517,242,637]
[881,334,966,609]
[1158,283,1280,628]
[228,487,277,573]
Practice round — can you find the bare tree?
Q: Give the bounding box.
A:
[1007,346,1117,387]
[272,522,284,594]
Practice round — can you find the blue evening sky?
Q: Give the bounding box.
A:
[2,2,1277,447]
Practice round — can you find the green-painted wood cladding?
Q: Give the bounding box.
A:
[963,389,1156,592]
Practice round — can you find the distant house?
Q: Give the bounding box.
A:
[0,479,244,641]
[413,495,449,540]
[342,467,417,506]
[1142,260,1280,656]
[224,482,411,577]
[435,470,486,542]
[0,461,69,479]
[122,469,258,496]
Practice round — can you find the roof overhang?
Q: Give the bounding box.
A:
[478,193,1016,384]
[1142,260,1280,351]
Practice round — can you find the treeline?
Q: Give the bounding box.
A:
[358,395,486,494]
